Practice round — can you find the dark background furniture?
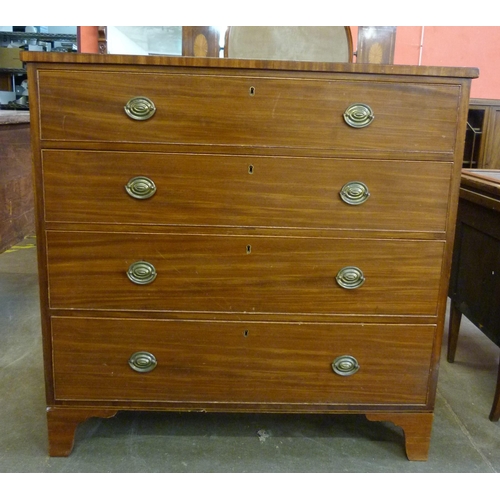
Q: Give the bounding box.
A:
[0,111,34,252]
[448,169,500,421]
[463,99,500,169]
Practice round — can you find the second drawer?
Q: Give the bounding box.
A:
[42,150,452,233]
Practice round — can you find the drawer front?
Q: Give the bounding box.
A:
[38,70,460,153]
[46,231,444,316]
[52,317,434,405]
[42,150,452,232]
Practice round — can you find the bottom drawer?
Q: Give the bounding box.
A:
[52,317,435,406]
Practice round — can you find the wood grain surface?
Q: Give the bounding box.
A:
[42,150,452,233]
[45,231,445,316]
[37,69,460,154]
[51,316,435,405]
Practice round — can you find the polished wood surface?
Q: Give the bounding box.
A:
[42,151,452,232]
[24,52,476,458]
[182,27,220,57]
[46,231,444,316]
[51,317,434,404]
[20,52,480,79]
[448,169,500,422]
[36,69,460,154]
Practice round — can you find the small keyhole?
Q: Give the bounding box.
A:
[249,86,256,96]
[243,329,249,337]
[246,244,252,254]
[248,165,254,174]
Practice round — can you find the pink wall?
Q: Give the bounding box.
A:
[77,26,99,54]
[422,27,500,99]
[383,26,499,99]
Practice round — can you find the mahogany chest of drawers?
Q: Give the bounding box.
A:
[21,52,477,459]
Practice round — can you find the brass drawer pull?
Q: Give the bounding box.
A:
[128,351,157,373]
[332,355,360,376]
[343,103,374,128]
[124,96,156,121]
[127,261,157,285]
[125,176,157,200]
[340,181,370,205]
[336,266,365,289]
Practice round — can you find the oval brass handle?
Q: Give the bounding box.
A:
[340,181,370,205]
[332,355,360,376]
[127,261,157,285]
[128,351,157,373]
[124,96,156,121]
[343,103,374,128]
[125,176,157,200]
[336,266,365,289]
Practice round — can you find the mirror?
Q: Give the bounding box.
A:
[106,26,182,55]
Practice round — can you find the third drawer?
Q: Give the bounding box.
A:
[46,231,445,317]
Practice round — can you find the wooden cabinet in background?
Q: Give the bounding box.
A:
[463,98,500,169]
[0,111,34,252]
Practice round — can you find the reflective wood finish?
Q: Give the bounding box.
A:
[46,231,445,316]
[52,317,435,404]
[42,151,453,232]
[37,69,461,153]
[21,52,476,458]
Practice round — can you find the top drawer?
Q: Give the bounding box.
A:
[37,69,461,154]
